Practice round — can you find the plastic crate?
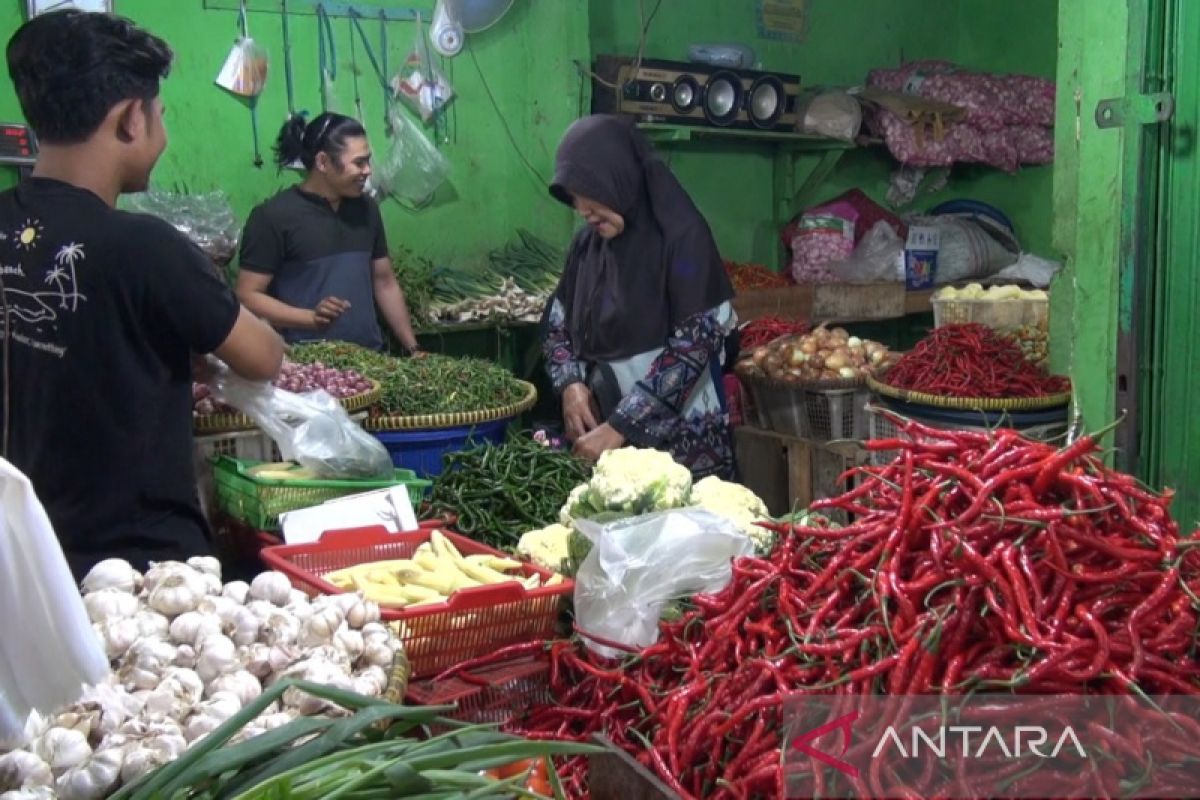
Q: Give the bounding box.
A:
[931,294,1048,335]
[805,388,872,442]
[405,656,551,726]
[261,526,573,678]
[194,430,280,524]
[372,419,509,478]
[213,456,431,531]
[866,403,1068,466]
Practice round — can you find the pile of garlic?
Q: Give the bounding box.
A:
[0,557,401,800]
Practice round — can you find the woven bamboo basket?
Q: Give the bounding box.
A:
[193,380,382,435]
[365,381,538,432]
[866,374,1071,412]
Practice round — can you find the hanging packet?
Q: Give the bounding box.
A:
[370,100,452,206]
[215,36,269,98]
[391,13,455,122]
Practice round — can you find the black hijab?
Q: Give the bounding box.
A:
[548,115,733,362]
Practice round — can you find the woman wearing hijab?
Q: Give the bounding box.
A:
[542,114,738,479]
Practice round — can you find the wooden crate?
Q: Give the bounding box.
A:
[733,283,934,323]
[735,425,866,520]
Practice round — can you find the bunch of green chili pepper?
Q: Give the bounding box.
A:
[430,431,592,548]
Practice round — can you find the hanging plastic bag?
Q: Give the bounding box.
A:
[391,13,455,122]
[122,189,242,273]
[573,509,754,659]
[215,36,269,98]
[370,101,452,205]
[0,459,110,747]
[207,360,393,480]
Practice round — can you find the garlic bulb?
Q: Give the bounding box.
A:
[238,643,271,678]
[184,692,241,742]
[186,556,222,579]
[142,561,195,592]
[169,611,222,647]
[297,605,343,648]
[267,644,300,674]
[197,595,239,623]
[32,728,91,772]
[361,622,390,645]
[244,599,276,621]
[1,787,56,800]
[263,610,301,647]
[221,580,250,605]
[287,588,309,606]
[196,634,238,683]
[82,589,139,625]
[133,610,170,640]
[147,573,203,616]
[206,670,261,707]
[248,571,292,606]
[119,728,188,783]
[159,667,204,708]
[96,617,140,660]
[119,638,178,691]
[334,626,365,661]
[0,750,52,789]
[345,598,380,629]
[54,748,122,800]
[73,682,144,738]
[174,644,198,669]
[361,640,394,668]
[351,665,388,697]
[280,659,353,715]
[80,559,140,595]
[226,606,261,647]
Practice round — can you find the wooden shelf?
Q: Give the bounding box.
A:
[732,283,935,324]
[638,122,856,151]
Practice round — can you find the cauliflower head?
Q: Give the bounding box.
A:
[517,523,573,574]
[688,476,773,554]
[560,447,693,521]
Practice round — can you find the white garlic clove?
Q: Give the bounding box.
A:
[174,644,198,670]
[133,610,170,640]
[168,610,222,648]
[220,580,251,605]
[33,728,91,772]
[0,749,52,789]
[186,556,222,579]
[248,571,293,606]
[82,589,140,625]
[80,559,140,595]
[54,748,122,800]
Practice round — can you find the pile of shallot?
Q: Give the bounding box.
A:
[193,361,372,417]
[735,325,896,384]
[0,558,402,800]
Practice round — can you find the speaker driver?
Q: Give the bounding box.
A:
[671,75,699,113]
[649,82,668,103]
[748,76,785,128]
[703,71,742,126]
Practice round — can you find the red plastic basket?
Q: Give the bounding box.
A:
[405,656,551,726]
[260,526,573,678]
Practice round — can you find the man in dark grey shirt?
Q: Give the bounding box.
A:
[237,112,422,353]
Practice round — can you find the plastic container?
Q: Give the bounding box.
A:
[405,656,551,726]
[931,293,1048,335]
[212,456,431,531]
[371,419,510,477]
[261,526,573,678]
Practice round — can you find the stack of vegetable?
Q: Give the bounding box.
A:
[192,361,371,418]
[734,325,895,384]
[428,431,592,549]
[323,529,564,609]
[723,260,790,291]
[517,447,773,576]
[290,343,528,417]
[879,323,1069,398]
[109,679,593,800]
[392,230,564,325]
[504,414,1198,798]
[0,559,404,799]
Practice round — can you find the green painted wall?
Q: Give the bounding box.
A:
[591,0,1059,265]
[0,0,589,265]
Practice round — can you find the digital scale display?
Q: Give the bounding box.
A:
[0,123,37,166]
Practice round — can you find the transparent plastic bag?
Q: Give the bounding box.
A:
[573,509,753,659]
[215,37,269,98]
[370,101,452,205]
[391,14,454,122]
[207,360,393,480]
[122,189,241,269]
[833,220,905,283]
[0,459,109,747]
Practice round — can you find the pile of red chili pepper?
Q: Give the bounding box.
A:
[452,412,1199,799]
[882,323,1070,398]
[738,315,810,352]
[724,259,791,291]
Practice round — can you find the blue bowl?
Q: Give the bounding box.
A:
[372,419,511,478]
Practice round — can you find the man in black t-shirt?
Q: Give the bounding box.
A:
[236,113,423,354]
[0,11,284,578]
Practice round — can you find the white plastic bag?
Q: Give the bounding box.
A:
[907,213,1019,284]
[207,361,393,480]
[391,14,455,122]
[0,459,109,747]
[833,220,905,283]
[215,37,269,98]
[370,101,452,205]
[573,509,754,659]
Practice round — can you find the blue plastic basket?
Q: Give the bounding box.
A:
[372,419,511,477]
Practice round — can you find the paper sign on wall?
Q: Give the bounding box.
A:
[757,0,808,43]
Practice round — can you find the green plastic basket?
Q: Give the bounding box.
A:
[212,456,431,531]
